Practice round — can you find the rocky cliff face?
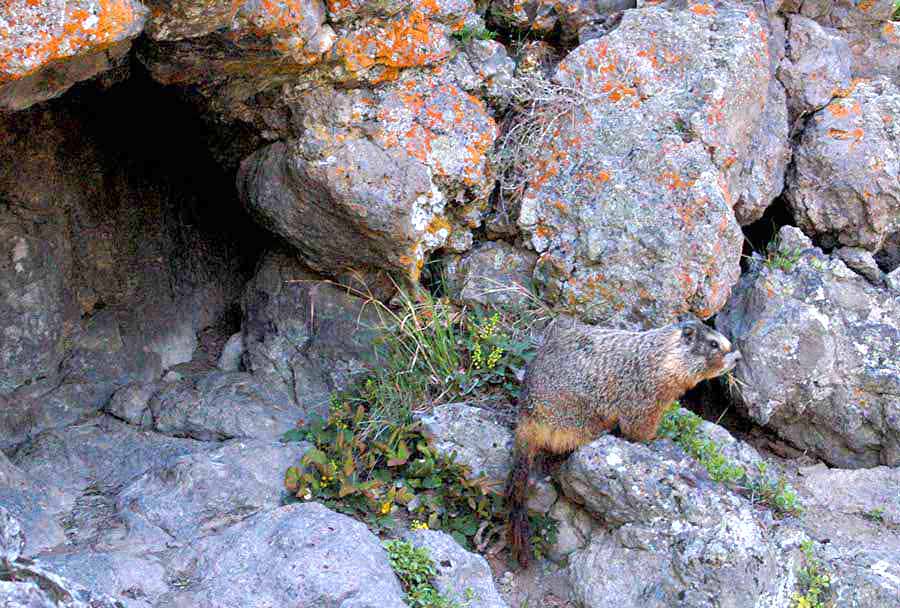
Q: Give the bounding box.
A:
[1,0,899,607]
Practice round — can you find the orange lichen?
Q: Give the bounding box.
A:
[827,102,851,118]
[689,4,717,16]
[334,9,450,81]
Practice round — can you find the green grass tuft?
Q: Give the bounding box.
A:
[658,405,803,517]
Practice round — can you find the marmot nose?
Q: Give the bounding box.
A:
[733,350,742,361]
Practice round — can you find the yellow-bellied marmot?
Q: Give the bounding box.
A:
[507,316,741,567]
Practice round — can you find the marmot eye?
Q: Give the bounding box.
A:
[709,340,719,350]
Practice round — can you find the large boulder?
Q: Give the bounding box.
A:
[558,434,797,608]
[0,0,148,111]
[786,77,900,252]
[116,440,310,542]
[717,226,900,467]
[158,503,408,607]
[515,3,769,327]
[238,74,497,280]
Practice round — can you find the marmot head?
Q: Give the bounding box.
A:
[676,319,742,381]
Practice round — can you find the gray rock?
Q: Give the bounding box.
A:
[560,435,797,608]
[216,333,244,372]
[822,544,900,608]
[490,0,557,33]
[786,77,900,252]
[147,371,305,441]
[0,452,68,557]
[558,435,743,527]
[240,250,384,417]
[0,506,24,562]
[0,558,125,608]
[800,464,900,529]
[887,267,900,292]
[777,15,853,119]
[401,530,509,608]
[444,241,537,307]
[30,551,167,608]
[105,382,160,428]
[546,497,593,563]
[836,247,887,285]
[418,403,514,482]
[717,226,900,467]
[734,79,791,226]
[0,223,68,396]
[10,416,209,496]
[160,503,407,607]
[116,439,309,542]
[517,3,768,326]
[524,476,558,514]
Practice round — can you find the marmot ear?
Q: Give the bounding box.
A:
[682,325,695,339]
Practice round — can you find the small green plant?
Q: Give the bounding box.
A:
[452,25,497,44]
[658,405,803,517]
[765,247,802,272]
[285,398,505,549]
[861,507,885,523]
[527,512,559,561]
[791,540,832,608]
[461,308,538,400]
[893,0,900,21]
[383,539,460,608]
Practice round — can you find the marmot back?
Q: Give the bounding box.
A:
[507,316,741,567]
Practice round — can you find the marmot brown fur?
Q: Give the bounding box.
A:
[507,316,742,567]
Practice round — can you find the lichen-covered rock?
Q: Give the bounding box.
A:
[559,434,797,608]
[786,77,900,252]
[159,502,407,607]
[794,0,900,83]
[517,3,768,327]
[444,241,537,307]
[239,76,497,279]
[717,226,900,467]
[240,250,384,415]
[0,0,147,111]
[733,79,791,225]
[216,332,244,371]
[777,15,852,119]
[116,440,310,542]
[330,0,471,84]
[417,403,513,482]
[401,530,509,608]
